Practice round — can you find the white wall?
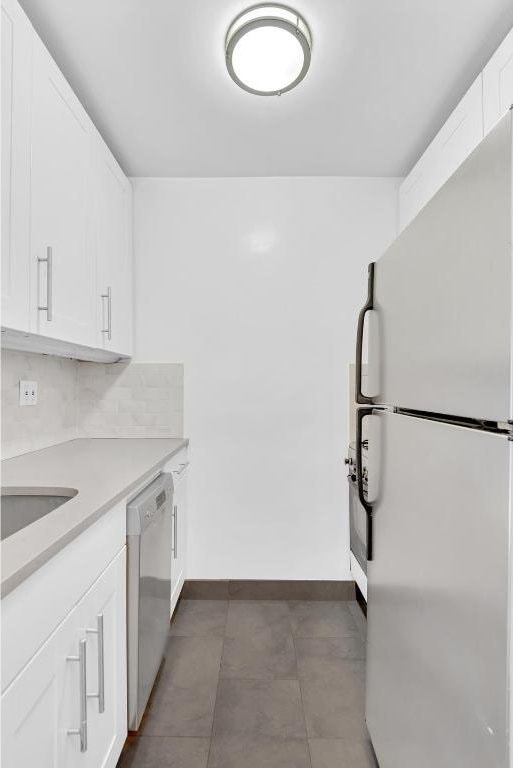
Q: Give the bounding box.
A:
[133,177,399,580]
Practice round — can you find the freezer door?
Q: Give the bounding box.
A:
[367,112,513,422]
[366,411,511,768]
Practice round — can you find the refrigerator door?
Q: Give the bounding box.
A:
[367,112,513,423]
[366,410,511,768]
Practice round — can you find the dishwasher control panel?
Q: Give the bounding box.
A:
[127,473,174,534]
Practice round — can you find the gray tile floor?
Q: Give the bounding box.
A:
[117,599,377,768]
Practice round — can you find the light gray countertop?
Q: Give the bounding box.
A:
[1,437,188,598]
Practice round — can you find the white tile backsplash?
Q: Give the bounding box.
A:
[1,351,184,458]
[2,350,80,459]
[77,362,183,438]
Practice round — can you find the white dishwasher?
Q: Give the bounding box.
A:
[126,473,173,731]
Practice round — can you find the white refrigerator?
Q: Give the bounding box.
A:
[357,111,513,768]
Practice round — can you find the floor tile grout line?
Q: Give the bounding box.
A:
[205,600,230,767]
[293,634,363,639]
[141,600,366,762]
[291,633,313,768]
[218,676,302,682]
[288,601,314,768]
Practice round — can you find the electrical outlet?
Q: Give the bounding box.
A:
[19,380,38,406]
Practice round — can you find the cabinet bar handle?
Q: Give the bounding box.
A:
[37,246,53,321]
[101,286,112,341]
[87,613,105,713]
[67,638,88,752]
[173,504,178,559]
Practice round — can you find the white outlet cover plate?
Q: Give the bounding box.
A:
[19,380,38,406]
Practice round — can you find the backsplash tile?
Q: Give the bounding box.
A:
[1,352,184,458]
[2,350,80,459]
[78,362,184,438]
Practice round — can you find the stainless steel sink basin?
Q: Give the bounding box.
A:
[1,487,78,541]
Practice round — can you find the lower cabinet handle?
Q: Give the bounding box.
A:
[87,613,105,713]
[67,638,88,752]
[173,504,178,559]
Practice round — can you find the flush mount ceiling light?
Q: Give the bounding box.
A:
[225,4,312,96]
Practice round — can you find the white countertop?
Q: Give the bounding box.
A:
[1,438,188,598]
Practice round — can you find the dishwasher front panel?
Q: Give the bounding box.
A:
[127,473,173,731]
[138,507,172,723]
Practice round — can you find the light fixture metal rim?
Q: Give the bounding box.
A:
[225,5,312,97]
[226,3,312,50]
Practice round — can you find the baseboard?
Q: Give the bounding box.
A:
[355,583,367,617]
[182,579,356,601]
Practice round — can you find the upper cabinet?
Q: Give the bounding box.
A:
[483,28,513,134]
[1,0,31,332]
[399,76,484,231]
[0,0,133,360]
[31,36,95,347]
[93,138,133,357]
[399,25,513,232]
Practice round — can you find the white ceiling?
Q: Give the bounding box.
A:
[19,0,513,178]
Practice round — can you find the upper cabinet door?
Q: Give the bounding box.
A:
[483,27,513,135]
[399,75,484,231]
[1,0,31,331]
[93,138,133,357]
[30,37,95,347]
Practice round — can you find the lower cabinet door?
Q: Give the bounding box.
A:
[77,547,127,768]
[1,547,127,768]
[170,463,189,616]
[1,601,86,768]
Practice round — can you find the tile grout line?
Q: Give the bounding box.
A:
[147,601,364,764]
[288,603,314,768]
[205,601,230,767]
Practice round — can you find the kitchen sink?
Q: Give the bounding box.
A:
[1,487,78,541]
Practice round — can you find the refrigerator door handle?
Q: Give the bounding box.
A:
[356,406,375,561]
[355,262,375,405]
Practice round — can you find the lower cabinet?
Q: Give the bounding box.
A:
[1,594,81,768]
[170,454,189,616]
[1,548,126,768]
[75,547,127,768]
